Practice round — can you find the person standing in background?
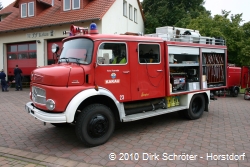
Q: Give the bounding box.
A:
[0,69,8,92]
[14,65,23,91]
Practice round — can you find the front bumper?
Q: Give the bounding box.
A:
[25,102,67,123]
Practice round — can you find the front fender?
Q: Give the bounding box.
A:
[65,87,122,122]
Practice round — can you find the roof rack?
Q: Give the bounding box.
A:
[145,26,226,46]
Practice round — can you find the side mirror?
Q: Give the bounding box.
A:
[51,43,59,54]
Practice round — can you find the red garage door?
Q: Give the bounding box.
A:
[7,42,37,80]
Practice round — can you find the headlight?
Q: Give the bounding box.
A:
[46,99,55,110]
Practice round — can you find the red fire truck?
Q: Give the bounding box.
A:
[214,65,250,97]
[25,23,231,147]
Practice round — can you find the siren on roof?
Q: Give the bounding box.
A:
[89,23,98,34]
[70,25,88,36]
[63,23,99,36]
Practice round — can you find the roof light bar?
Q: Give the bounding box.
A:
[63,23,99,36]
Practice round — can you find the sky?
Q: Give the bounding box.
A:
[204,0,250,23]
[1,0,250,23]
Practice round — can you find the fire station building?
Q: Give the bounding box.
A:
[0,0,144,81]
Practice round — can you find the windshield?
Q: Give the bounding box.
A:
[59,38,93,64]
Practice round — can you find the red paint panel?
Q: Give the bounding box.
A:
[227,66,241,88]
[241,66,250,89]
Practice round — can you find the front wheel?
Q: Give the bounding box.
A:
[75,104,115,147]
[185,94,205,120]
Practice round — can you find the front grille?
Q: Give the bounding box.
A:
[32,86,46,105]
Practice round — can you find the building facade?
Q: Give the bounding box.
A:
[0,0,144,81]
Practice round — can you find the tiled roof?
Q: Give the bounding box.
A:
[0,1,17,15]
[0,0,116,33]
[36,0,52,6]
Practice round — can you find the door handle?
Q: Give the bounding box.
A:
[157,70,163,72]
[123,71,130,74]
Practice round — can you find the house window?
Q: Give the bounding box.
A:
[21,2,34,18]
[21,3,27,18]
[123,0,127,17]
[73,0,80,9]
[134,8,137,23]
[64,0,70,11]
[28,2,34,17]
[129,4,133,20]
[64,0,80,11]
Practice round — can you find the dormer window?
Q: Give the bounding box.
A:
[28,2,34,16]
[21,2,34,18]
[21,4,27,18]
[64,0,80,11]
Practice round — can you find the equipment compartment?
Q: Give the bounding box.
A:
[202,51,226,88]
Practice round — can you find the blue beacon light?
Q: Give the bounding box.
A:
[90,23,99,34]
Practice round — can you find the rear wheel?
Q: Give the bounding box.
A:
[75,104,115,147]
[231,88,239,97]
[185,94,205,120]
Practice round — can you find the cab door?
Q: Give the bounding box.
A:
[241,66,250,88]
[131,43,165,100]
[95,42,131,102]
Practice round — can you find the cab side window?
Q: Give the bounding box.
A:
[97,43,127,65]
[138,44,160,63]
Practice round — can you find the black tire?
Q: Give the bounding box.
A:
[231,88,239,97]
[51,123,70,127]
[185,94,205,120]
[75,104,115,147]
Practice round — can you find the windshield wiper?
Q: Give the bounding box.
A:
[68,57,80,65]
[59,57,69,63]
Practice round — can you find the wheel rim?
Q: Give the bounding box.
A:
[191,98,202,114]
[234,89,238,95]
[87,114,109,138]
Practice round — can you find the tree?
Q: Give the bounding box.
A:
[186,11,249,66]
[239,22,250,65]
[142,0,209,33]
[141,0,250,65]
